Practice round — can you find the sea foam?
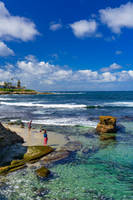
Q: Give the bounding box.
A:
[0,102,86,109]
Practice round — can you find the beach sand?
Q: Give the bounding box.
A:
[4,124,75,150]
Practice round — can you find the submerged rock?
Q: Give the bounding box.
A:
[96,116,117,134]
[35,166,50,178]
[0,146,54,175]
[100,133,116,141]
[61,141,82,152]
[43,150,70,164]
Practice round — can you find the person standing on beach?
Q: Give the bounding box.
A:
[28,120,32,131]
[43,130,48,146]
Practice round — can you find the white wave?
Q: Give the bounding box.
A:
[22,118,97,127]
[0,102,86,109]
[0,98,14,101]
[104,102,133,107]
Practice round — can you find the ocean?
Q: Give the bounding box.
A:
[1,91,133,126]
[1,91,133,200]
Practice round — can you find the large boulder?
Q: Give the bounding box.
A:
[0,123,24,149]
[96,116,117,134]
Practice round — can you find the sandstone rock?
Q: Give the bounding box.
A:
[35,166,50,178]
[96,116,117,134]
[23,146,54,163]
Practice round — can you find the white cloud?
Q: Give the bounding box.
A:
[70,19,97,38]
[100,63,122,72]
[99,2,133,33]
[49,22,62,31]
[101,72,116,82]
[0,1,39,41]
[75,70,98,80]
[0,41,14,56]
[1,57,133,90]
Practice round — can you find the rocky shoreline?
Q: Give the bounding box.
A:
[0,123,84,178]
[0,116,117,178]
[0,91,53,95]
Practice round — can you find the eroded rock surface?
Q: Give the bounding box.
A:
[0,146,54,176]
[0,123,24,149]
[96,116,117,134]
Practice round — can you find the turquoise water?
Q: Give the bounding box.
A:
[1,122,133,200]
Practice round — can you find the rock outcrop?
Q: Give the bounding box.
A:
[96,116,117,135]
[0,123,24,149]
[0,146,54,176]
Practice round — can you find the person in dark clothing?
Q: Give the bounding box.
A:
[28,120,32,130]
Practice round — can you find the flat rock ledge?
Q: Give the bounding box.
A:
[0,146,54,176]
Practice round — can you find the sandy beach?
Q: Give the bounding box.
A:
[4,123,75,150]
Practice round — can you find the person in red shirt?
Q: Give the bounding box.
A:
[43,130,48,146]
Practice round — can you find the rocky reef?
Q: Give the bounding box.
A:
[0,146,54,176]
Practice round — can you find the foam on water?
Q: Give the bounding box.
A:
[21,117,97,127]
[0,102,86,109]
[0,98,14,101]
[104,101,133,107]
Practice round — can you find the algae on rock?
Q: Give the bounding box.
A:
[0,146,54,176]
[35,166,50,178]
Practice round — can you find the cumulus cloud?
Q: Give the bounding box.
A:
[0,41,14,56]
[100,63,122,72]
[99,2,133,33]
[70,19,97,38]
[49,22,62,31]
[1,57,133,90]
[0,1,39,41]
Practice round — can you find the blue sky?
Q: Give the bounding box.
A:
[0,0,133,91]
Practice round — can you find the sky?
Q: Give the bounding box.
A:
[0,0,133,91]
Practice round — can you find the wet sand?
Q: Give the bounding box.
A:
[4,124,75,150]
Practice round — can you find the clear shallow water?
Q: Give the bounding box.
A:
[0,122,133,200]
[0,92,133,199]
